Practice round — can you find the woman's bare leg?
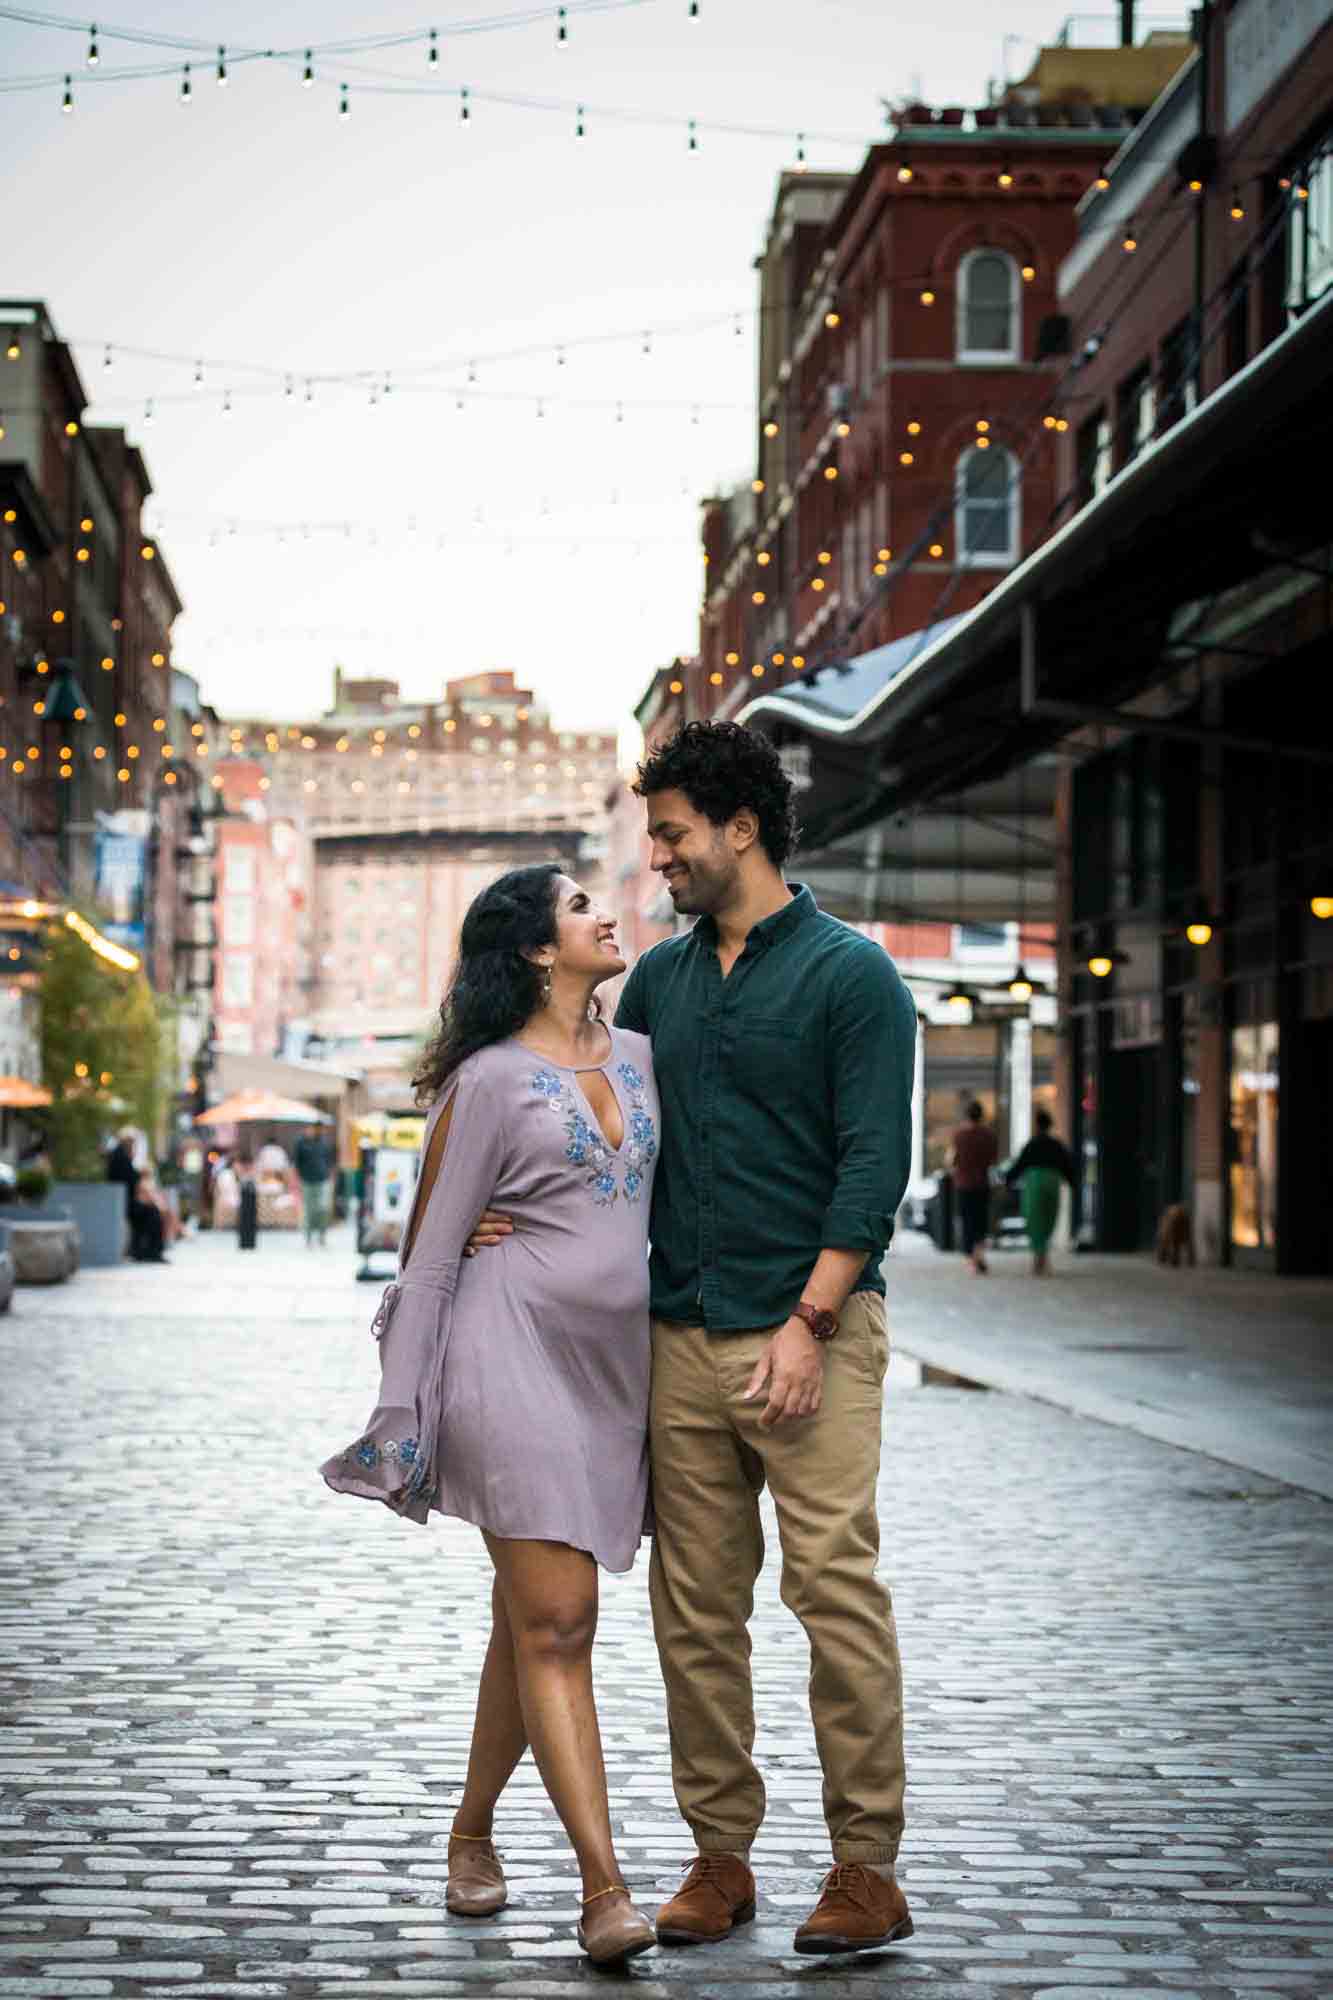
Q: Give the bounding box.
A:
[483,1531,622,1900]
[452,1576,528,1837]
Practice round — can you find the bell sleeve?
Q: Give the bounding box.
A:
[319,1058,506,1523]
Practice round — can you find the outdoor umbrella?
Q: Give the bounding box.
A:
[0,1076,53,1109]
[194,1090,332,1127]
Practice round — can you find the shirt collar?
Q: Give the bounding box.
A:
[694,882,817,954]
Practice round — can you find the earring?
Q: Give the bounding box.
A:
[540,967,552,1005]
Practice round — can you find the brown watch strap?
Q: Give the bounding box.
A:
[793,1300,839,1342]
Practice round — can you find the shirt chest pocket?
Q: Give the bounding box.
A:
[723,1014,812,1108]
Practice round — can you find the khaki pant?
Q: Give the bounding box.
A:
[648,1292,905,1865]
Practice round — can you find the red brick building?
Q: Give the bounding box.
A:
[691,32,1192,722]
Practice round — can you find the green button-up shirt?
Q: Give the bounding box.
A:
[615,883,917,1332]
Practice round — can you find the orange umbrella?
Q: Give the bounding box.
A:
[0,1075,53,1109]
[195,1089,331,1126]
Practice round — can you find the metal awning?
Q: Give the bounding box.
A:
[740,288,1333,847]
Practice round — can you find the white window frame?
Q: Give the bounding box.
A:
[954,444,1020,570]
[956,248,1021,364]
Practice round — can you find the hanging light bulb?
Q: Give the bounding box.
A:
[460,85,470,123]
[1007,965,1034,1001]
[302,50,314,87]
[794,132,806,170]
[86,23,99,66]
[428,27,439,66]
[143,397,154,425]
[575,103,585,138]
[339,83,349,120]
[997,163,1014,189]
[1095,166,1110,190]
[180,62,191,102]
[556,6,568,45]
[216,44,227,87]
[62,75,74,114]
[920,287,935,305]
[688,118,698,151]
[688,0,699,15]
[1184,918,1214,946]
[1229,187,1245,219]
[896,158,913,183]
[1122,219,1138,253]
[1310,896,1333,920]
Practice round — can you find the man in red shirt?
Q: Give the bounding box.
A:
[951,1101,999,1275]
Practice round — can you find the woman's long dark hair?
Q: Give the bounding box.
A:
[411,864,563,1105]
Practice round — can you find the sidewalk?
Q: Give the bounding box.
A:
[885,1229,1333,1499]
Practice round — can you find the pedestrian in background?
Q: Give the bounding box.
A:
[1005,1110,1077,1276]
[105,1126,167,1264]
[235,1151,259,1251]
[294,1123,334,1248]
[322,864,660,1966]
[951,1100,999,1276]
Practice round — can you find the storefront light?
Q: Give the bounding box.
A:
[1185,920,1213,946]
[1311,895,1333,920]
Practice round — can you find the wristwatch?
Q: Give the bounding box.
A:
[792,1300,839,1342]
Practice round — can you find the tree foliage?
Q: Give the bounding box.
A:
[38,919,167,1179]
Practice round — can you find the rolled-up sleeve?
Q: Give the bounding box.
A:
[820,944,918,1253]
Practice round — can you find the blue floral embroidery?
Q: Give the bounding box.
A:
[617,1063,658,1202]
[351,1434,422,1480]
[531,1062,658,1208]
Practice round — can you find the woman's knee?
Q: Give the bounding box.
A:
[509,1593,598,1664]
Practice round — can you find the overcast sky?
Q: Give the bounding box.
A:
[5,0,1080,736]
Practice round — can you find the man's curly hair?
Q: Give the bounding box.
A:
[633,720,798,867]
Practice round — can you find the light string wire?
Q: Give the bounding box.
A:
[0,0,663,74]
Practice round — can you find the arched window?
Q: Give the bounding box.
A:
[956,249,1020,361]
[955,445,1020,567]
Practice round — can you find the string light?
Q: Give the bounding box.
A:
[997,163,1014,189]
[61,75,73,114]
[179,63,190,102]
[556,5,568,45]
[428,27,439,66]
[920,288,935,305]
[1122,220,1138,253]
[302,50,314,86]
[896,159,913,183]
[1229,187,1245,220]
[460,85,470,123]
[215,45,227,88]
[85,22,98,66]
[1095,168,1110,190]
[339,83,349,120]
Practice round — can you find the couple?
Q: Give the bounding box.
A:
[322,721,918,1965]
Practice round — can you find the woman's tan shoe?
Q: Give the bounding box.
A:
[576,1885,656,1963]
[445,1832,507,1916]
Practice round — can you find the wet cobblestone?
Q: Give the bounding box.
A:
[1,1229,1330,1996]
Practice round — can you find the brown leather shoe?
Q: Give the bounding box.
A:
[793,1863,914,1955]
[576,1886,656,1963]
[656,1853,757,1946]
[445,1833,507,1916]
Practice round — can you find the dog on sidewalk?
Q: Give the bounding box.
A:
[1155,1203,1195,1267]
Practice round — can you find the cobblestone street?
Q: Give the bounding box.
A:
[2,1228,1331,1999]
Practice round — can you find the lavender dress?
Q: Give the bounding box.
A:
[320,1027,658,1574]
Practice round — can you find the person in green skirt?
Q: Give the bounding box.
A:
[1004,1110,1077,1276]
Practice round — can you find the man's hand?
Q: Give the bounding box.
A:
[743,1317,825,1429]
[464,1209,514,1258]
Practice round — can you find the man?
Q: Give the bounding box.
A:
[106,1126,167,1263]
[294,1123,334,1248]
[950,1100,999,1276]
[475,720,918,1955]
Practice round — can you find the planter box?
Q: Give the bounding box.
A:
[53,1181,127,1267]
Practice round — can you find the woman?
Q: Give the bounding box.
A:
[321,865,658,1965]
[1004,1109,1077,1276]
